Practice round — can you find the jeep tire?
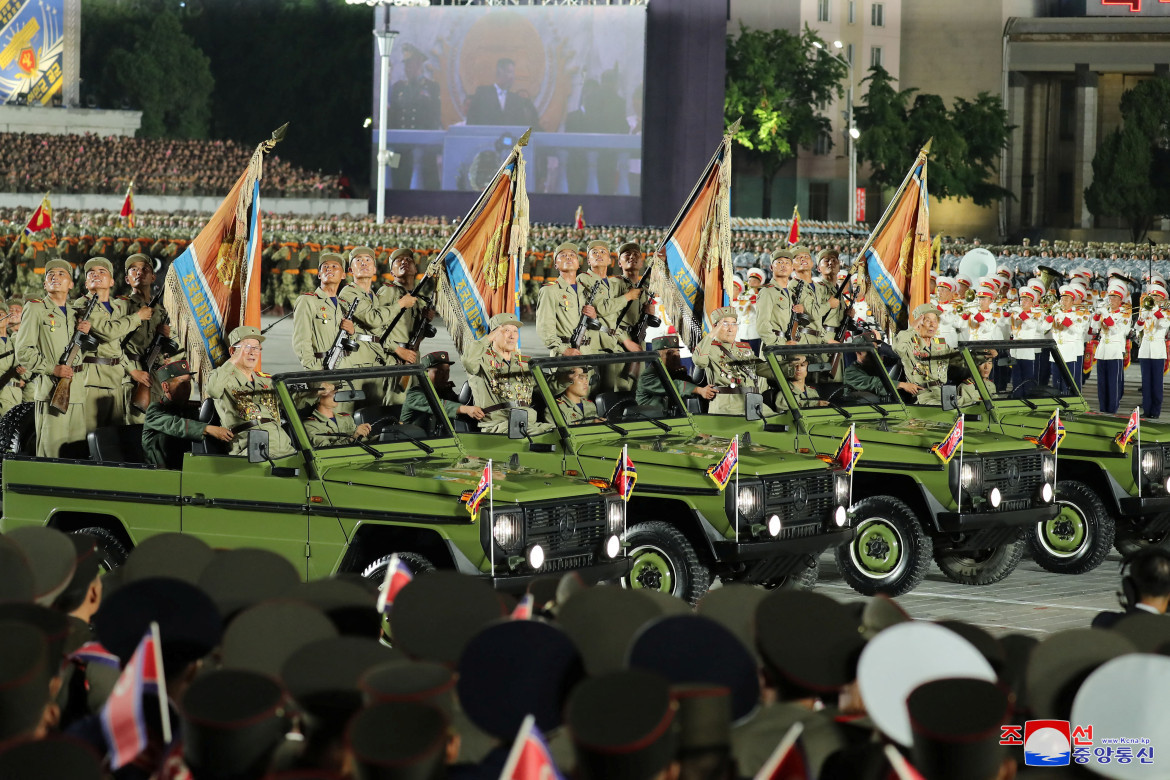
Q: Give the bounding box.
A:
[73,526,129,571]
[935,537,1026,585]
[835,496,932,596]
[1113,521,1170,557]
[621,521,710,606]
[361,551,437,587]
[1030,480,1115,574]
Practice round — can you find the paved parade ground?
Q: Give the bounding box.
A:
[256,313,1138,638]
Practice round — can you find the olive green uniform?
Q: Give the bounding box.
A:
[121,291,170,424]
[292,288,356,371]
[339,284,398,403]
[203,362,296,458]
[302,409,358,448]
[142,399,207,468]
[634,367,697,409]
[692,336,771,415]
[786,278,827,345]
[754,283,792,347]
[545,396,597,425]
[16,298,83,458]
[843,361,887,395]
[578,270,635,391]
[375,281,424,404]
[466,346,553,435]
[892,331,953,405]
[536,278,598,356]
[401,382,460,428]
[72,296,141,432]
[957,379,982,407]
[0,334,24,415]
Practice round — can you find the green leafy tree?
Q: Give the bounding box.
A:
[82,1,213,138]
[855,66,1012,206]
[725,25,847,217]
[1085,78,1170,242]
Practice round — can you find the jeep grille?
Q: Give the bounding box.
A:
[764,473,836,525]
[982,452,1044,511]
[525,499,607,558]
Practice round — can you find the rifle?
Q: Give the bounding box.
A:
[49,295,100,413]
[397,287,439,389]
[787,279,810,343]
[615,264,662,347]
[323,297,360,371]
[261,309,295,334]
[568,277,603,350]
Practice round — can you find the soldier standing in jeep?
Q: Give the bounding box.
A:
[204,325,295,458]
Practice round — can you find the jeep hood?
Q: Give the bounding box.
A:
[319,455,598,504]
[997,409,1170,447]
[575,433,814,476]
[804,415,1040,455]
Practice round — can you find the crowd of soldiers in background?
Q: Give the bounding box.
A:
[1,523,1166,780]
[0,134,342,198]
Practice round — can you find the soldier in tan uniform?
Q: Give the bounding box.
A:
[577,240,643,390]
[544,366,598,425]
[375,248,424,404]
[815,248,845,337]
[892,303,955,405]
[0,301,25,415]
[338,246,400,403]
[755,248,794,348]
[692,306,772,415]
[292,253,357,371]
[302,382,373,448]
[121,253,172,423]
[614,241,651,339]
[467,313,553,435]
[536,243,600,358]
[74,258,152,431]
[787,245,829,345]
[204,326,296,459]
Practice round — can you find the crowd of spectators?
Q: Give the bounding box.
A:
[0,133,340,198]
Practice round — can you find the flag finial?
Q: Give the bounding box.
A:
[920,137,933,155]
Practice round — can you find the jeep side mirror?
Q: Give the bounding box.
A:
[334,389,366,402]
[745,392,764,422]
[507,407,529,440]
[247,429,270,463]
[940,385,958,412]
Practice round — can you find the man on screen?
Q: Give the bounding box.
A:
[467,58,540,129]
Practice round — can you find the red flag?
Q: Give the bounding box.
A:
[706,436,739,491]
[467,461,493,520]
[931,415,964,464]
[574,204,585,230]
[499,714,566,780]
[120,183,135,229]
[754,721,809,780]
[610,444,637,501]
[511,593,534,621]
[787,205,800,246]
[1115,407,1140,452]
[1037,409,1065,453]
[375,553,414,614]
[100,623,170,770]
[24,193,52,235]
[834,424,863,475]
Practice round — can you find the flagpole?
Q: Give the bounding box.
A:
[150,621,172,745]
[734,435,740,544]
[622,444,628,541]
[853,140,933,269]
[957,414,965,514]
[849,423,856,498]
[1053,410,1060,490]
[488,459,495,575]
[1137,408,1142,500]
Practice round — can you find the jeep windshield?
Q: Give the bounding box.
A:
[762,343,903,416]
[276,365,458,456]
[530,352,690,432]
[955,339,1082,407]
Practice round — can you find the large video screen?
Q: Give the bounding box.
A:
[376,6,646,197]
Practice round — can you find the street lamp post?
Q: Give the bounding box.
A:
[814,40,858,225]
[347,0,429,224]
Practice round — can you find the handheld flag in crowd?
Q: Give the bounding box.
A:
[100,622,170,771]
[163,124,286,380]
[430,132,530,353]
[707,436,739,491]
[753,721,808,780]
[511,593,534,621]
[787,205,800,246]
[931,415,965,464]
[834,424,863,475]
[652,122,736,349]
[375,553,413,614]
[1115,408,1140,453]
[858,140,933,330]
[467,461,493,521]
[120,182,135,229]
[499,714,566,780]
[574,204,585,230]
[24,192,52,236]
[610,444,637,501]
[1035,409,1066,453]
[70,641,121,671]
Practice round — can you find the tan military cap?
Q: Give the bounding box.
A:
[84,257,115,277]
[489,312,522,330]
[124,253,152,271]
[228,325,265,346]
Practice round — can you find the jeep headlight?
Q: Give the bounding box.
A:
[733,481,765,522]
[492,510,524,554]
[960,462,982,492]
[835,474,851,508]
[605,498,624,537]
[1141,449,1161,477]
[951,458,983,504]
[1132,446,1167,492]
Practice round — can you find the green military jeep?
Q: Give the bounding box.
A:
[458,351,853,605]
[941,338,1170,570]
[695,343,1059,596]
[0,364,630,590]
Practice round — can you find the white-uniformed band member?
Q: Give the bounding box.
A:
[1137,281,1170,419]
